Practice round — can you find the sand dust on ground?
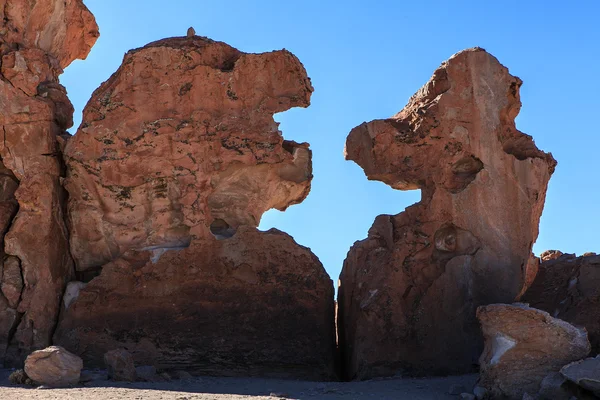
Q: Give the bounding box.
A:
[0,369,478,399]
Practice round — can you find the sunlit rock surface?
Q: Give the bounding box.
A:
[54,36,336,379]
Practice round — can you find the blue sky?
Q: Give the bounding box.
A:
[63,0,600,282]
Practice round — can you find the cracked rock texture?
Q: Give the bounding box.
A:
[338,48,556,379]
[477,303,590,400]
[53,36,336,379]
[0,0,98,365]
[523,252,600,354]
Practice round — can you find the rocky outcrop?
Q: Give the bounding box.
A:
[24,346,83,387]
[0,0,98,365]
[522,252,600,354]
[0,0,99,68]
[338,48,556,379]
[477,303,590,400]
[52,36,336,379]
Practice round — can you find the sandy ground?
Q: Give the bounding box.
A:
[0,369,478,399]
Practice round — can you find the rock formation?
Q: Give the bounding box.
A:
[338,48,556,379]
[477,304,590,400]
[52,36,336,379]
[0,0,98,365]
[523,252,600,354]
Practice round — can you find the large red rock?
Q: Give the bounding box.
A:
[53,36,336,379]
[522,252,600,354]
[477,303,590,400]
[338,48,556,379]
[0,0,98,365]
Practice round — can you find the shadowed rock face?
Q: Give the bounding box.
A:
[0,0,98,365]
[338,48,556,379]
[523,252,600,354]
[53,36,336,379]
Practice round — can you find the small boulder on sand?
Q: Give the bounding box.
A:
[135,365,157,382]
[24,346,83,387]
[104,349,136,381]
[477,303,590,399]
[8,369,34,385]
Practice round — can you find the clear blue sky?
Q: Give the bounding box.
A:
[63,0,600,283]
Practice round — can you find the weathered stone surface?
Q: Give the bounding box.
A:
[135,365,157,382]
[523,252,600,355]
[477,303,590,400]
[8,368,34,385]
[24,345,83,387]
[105,349,137,382]
[63,36,313,271]
[540,249,563,262]
[0,160,19,359]
[2,255,23,308]
[56,227,336,379]
[537,371,596,400]
[0,0,99,68]
[338,48,556,379]
[0,0,98,365]
[560,355,600,397]
[62,281,87,310]
[53,36,335,379]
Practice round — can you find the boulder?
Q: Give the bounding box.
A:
[536,371,596,400]
[24,346,83,387]
[104,349,137,382]
[53,35,336,380]
[477,303,590,400]
[338,47,556,379]
[561,355,600,397]
[8,369,34,385]
[538,372,572,400]
[0,0,98,365]
[135,365,157,382]
[522,252,600,354]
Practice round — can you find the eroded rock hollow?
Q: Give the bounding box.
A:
[51,36,336,379]
[338,48,556,379]
[0,0,99,365]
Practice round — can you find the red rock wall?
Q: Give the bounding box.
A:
[338,48,556,379]
[0,0,98,364]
